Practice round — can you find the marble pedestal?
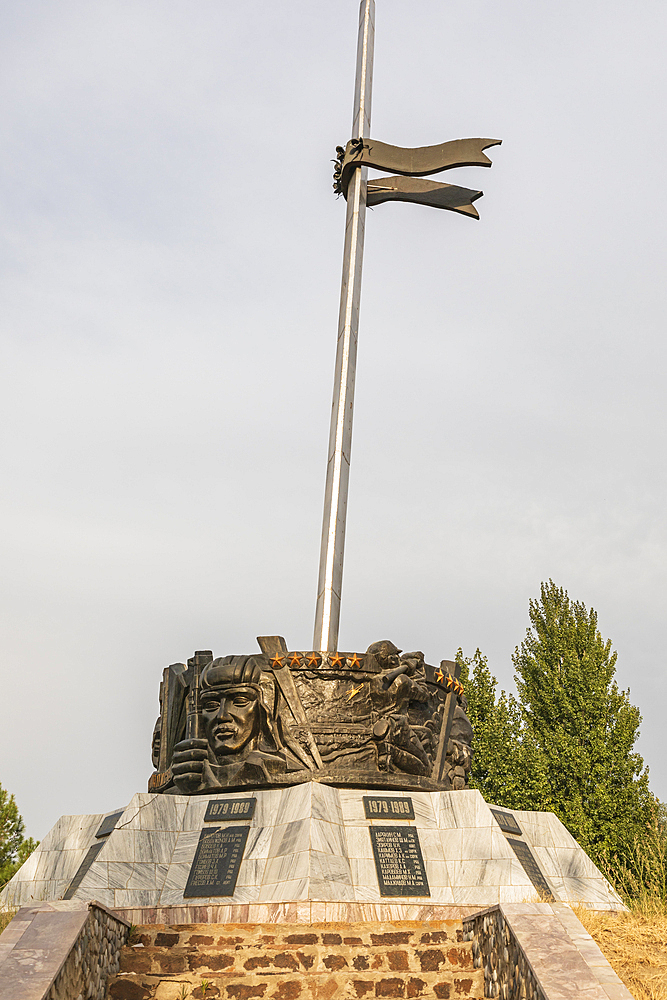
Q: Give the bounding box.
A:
[0,786,624,917]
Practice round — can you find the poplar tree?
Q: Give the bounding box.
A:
[457,648,550,812]
[512,580,652,862]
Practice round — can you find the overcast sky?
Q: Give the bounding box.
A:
[1,1,665,839]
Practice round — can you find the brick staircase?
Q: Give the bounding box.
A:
[106,920,483,1000]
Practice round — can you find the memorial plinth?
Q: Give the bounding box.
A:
[0,786,624,922]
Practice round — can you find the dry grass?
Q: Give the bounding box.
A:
[574,901,667,1000]
[0,909,16,935]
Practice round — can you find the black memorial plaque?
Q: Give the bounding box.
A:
[506,838,554,901]
[63,841,106,900]
[491,809,522,836]
[204,798,256,823]
[369,826,430,897]
[184,826,249,898]
[363,796,414,820]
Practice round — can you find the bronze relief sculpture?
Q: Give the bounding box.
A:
[148,638,473,795]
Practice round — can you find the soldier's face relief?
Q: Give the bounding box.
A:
[201,685,260,757]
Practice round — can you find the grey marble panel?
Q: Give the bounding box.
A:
[338,789,368,826]
[554,847,601,880]
[35,817,70,853]
[310,819,347,857]
[560,876,620,905]
[70,816,109,850]
[257,877,308,902]
[134,830,178,864]
[499,885,542,903]
[425,885,455,904]
[76,862,109,890]
[547,813,581,849]
[423,859,450,888]
[449,859,513,887]
[411,794,436,828]
[96,830,135,863]
[491,829,516,860]
[124,863,163,890]
[461,827,494,860]
[269,819,309,858]
[450,790,491,829]
[163,862,192,891]
[353,882,382,902]
[229,883,263,903]
[509,860,534,887]
[53,879,71,899]
[171,831,200,865]
[108,862,135,890]
[41,816,93,854]
[244,825,272,860]
[344,825,373,859]
[312,783,345,826]
[158,888,191,906]
[452,885,501,905]
[236,858,267,887]
[416,828,445,862]
[12,850,40,882]
[252,788,283,828]
[439,828,464,861]
[531,846,560,877]
[309,850,352,885]
[137,794,188,832]
[114,889,160,908]
[9,880,50,905]
[512,812,555,848]
[262,850,309,885]
[39,849,84,882]
[82,887,115,908]
[182,797,210,831]
[34,851,59,881]
[350,857,378,887]
[309,877,355,901]
[274,783,312,825]
[115,794,153,830]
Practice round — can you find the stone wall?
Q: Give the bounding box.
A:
[463,902,635,1000]
[107,919,484,1000]
[47,903,130,1000]
[463,905,545,1000]
[0,900,130,1000]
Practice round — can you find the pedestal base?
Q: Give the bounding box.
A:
[0,786,623,916]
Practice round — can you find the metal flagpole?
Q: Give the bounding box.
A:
[313,0,375,653]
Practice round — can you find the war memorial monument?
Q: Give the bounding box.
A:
[0,4,634,999]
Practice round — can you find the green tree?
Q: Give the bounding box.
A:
[512,580,652,865]
[457,648,550,811]
[0,784,38,887]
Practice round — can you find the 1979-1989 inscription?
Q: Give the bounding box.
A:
[204,798,256,823]
[369,826,430,897]
[363,796,414,820]
[184,826,249,898]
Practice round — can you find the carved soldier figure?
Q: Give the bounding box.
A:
[169,656,304,794]
[366,641,432,775]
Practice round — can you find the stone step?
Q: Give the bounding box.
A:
[106,921,484,1000]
